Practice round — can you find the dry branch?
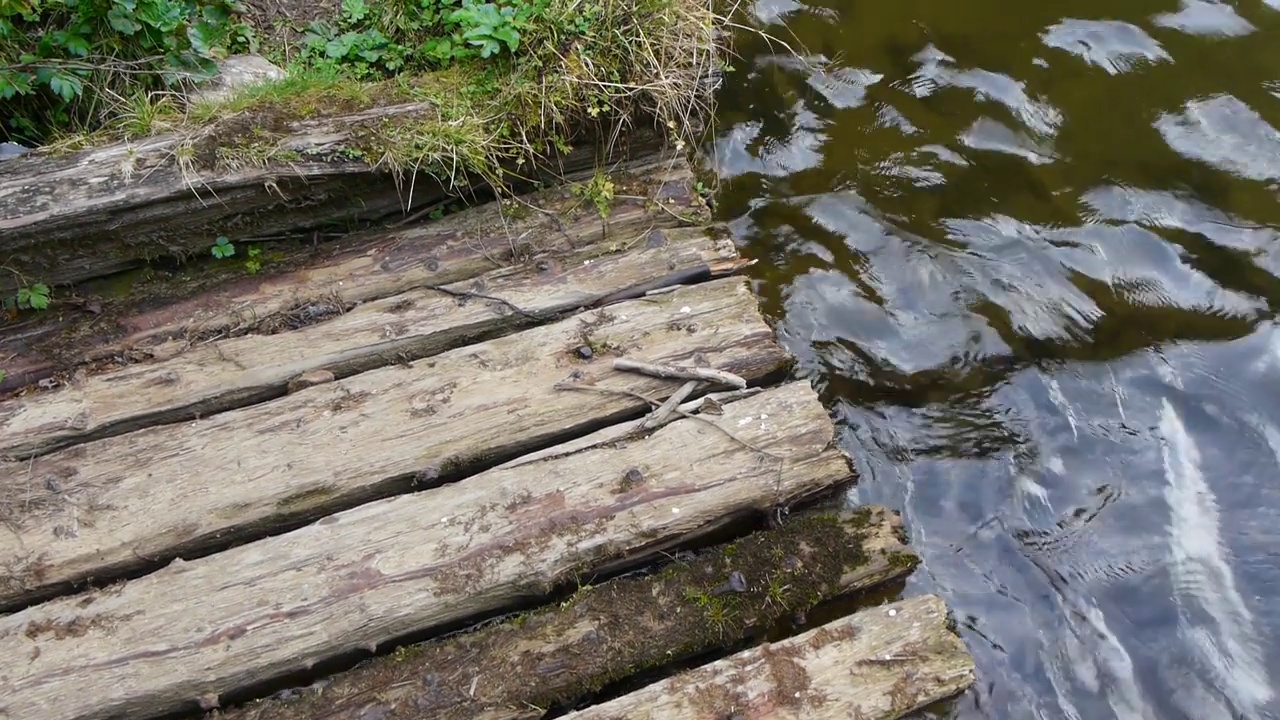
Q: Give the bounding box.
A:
[561,594,976,720]
[613,357,748,388]
[215,506,916,720]
[0,381,853,720]
[641,379,700,429]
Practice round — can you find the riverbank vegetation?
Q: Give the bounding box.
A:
[1,0,723,174]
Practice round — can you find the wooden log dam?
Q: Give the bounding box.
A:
[0,149,976,720]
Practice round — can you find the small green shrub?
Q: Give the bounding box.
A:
[243,244,263,274]
[0,0,256,143]
[3,282,51,311]
[211,235,235,258]
[298,0,543,77]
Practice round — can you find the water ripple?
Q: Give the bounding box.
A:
[1153,0,1256,37]
[1155,94,1280,181]
[713,4,1280,719]
[1040,19,1171,74]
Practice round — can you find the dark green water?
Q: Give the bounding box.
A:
[708,2,1280,718]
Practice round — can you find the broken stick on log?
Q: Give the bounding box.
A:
[641,379,701,429]
[215,506,918,720]
[561,594,976,720]
[613,358,748,389]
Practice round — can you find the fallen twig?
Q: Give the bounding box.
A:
[612,358,747,389]
[639,380,700,429]
[552,381,783,458]
[675,388,761,415]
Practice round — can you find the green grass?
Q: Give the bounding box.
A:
[17,0,733,198]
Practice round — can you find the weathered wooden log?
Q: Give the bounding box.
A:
[561,594,976,720]
[0,380,853,720]
[0,277,789,610]
[215,505,916,720]
[0,149,704,395]
[0,225,742,460]
[0,108,663,295]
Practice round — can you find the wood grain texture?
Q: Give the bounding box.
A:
[561,594,976,720]
[0,223,736,459]
[0,110,662,295]
[0,149,700,395]
[216,506,914,720]
[0,277,789,610]
[0,380,853,720]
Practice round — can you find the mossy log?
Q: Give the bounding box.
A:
[215,505,916,720]
[0,111,663,296]
[0,149,704,395]
[562,594,976,720]
[0,217,736,459]
[0,277,789,611]
[0,381,853,720]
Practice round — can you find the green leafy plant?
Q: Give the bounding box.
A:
[243,245,263,274]
[18,283,50,310]
[448,2,523,58]
[5,282,51,311]
[211,236,235,258]
[298,0,536,74]
[0,0,256,142]
[300,0,409,76]
[574,171,615,219]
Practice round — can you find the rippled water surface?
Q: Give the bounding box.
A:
[708,2,1280,718]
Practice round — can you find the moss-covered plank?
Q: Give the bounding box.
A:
[215,506,915,720]
[0,132,668,297]
[0,277,788,611]
[0,380,852,720]
[562,594,975,720]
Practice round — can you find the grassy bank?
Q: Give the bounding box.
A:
[2,0,724,181]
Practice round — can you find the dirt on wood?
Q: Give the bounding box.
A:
[0,116,663,297]
[0,224,741,460]
[0,277,787,611]
[0,149,702,395]
[0,381,853,720]
[559,594,976,720]
[215,506,914,720]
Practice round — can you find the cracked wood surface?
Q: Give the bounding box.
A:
[0,221,736,459]
[561,594,976,720]
[0,380,853,720]
[0,277,788,610]
[0,110,662,295]
[0,150,702,395]
[215,506,915,720]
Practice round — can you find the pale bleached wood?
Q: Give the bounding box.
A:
[640,379,700,429]
[0,110,664,296]
[215,506,916,720]
[0,149,702,395]
[614,357,748,388]
[0,380,852,720]
[561,594,976,720]
[0,225,737,460]
[0,277,788,610]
